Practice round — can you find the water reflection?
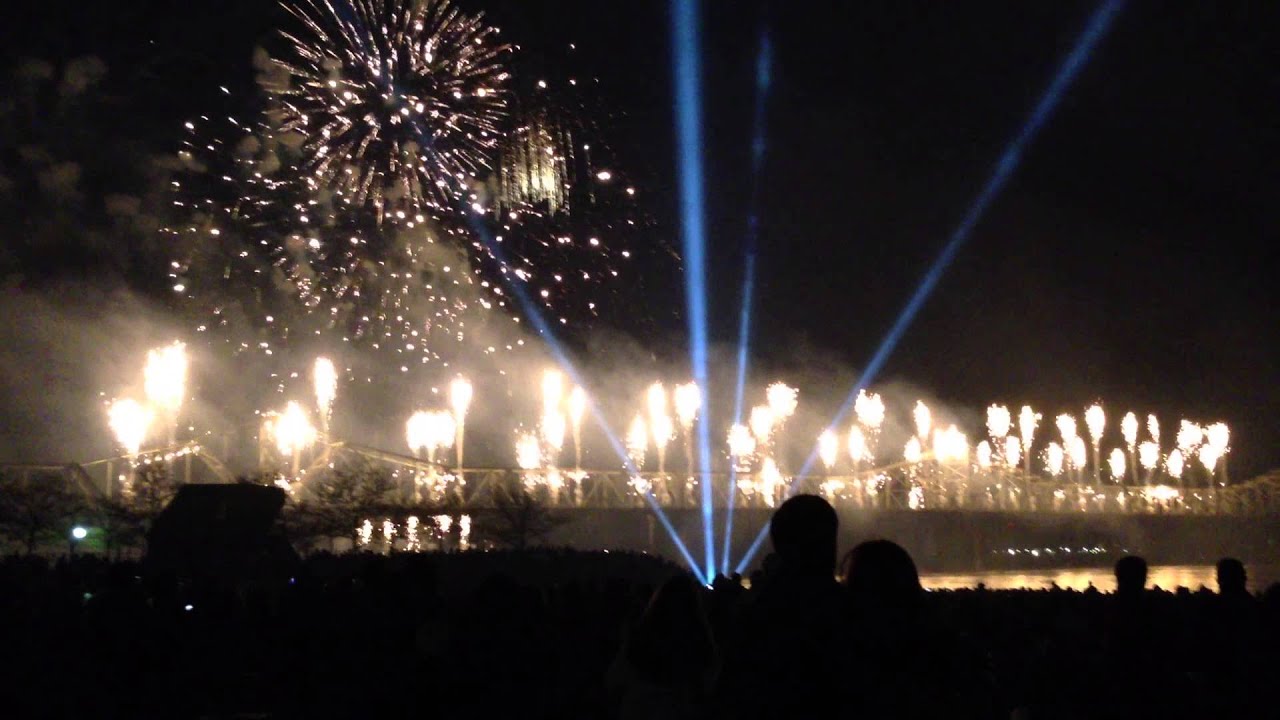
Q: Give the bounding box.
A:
[921,564,1272,592]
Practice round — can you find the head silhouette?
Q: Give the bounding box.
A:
[769,494,838,576]
[629,574,715,686]
[1114,555,1148,596]
[841,539,921,608]
[641,574,702,630]
[1216,557,1247,596]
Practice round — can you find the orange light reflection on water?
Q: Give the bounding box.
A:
[921,565,1272,593]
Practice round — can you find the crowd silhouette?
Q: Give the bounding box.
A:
[2,494,1277,718]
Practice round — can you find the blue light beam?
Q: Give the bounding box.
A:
[722,27,774,574]
[734,0,1125,574]
[672,0,716,583]
[469,221,703,577]
[722,253,754,572]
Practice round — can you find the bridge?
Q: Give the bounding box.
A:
[8,440,1277,517]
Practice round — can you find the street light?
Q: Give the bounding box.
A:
[70,525,88,555]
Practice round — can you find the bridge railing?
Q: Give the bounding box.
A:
[343,461,1234,515]
[12,439,1273,516]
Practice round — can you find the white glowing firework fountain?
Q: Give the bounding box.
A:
[382,519,395,552]
[852,390,883,498]
[1176,420,1203,455]
[748,405,775,448]
[817,429,842,503]
[931,425,968,507]
[514,430,545,496]
[1121,411,1139,486]
[1205,421,1230,486]
[275,401,317,481]
[542,410,566,457]
[818,430,839,471]
[933,425,968,465]
[407,409,456,501]
[987,404,1011,451]
[313,357,337,462]
[108,399,153,458]
[847,426,869,466]
[542,370,564,417]
[625,415,649,495]
[516,432,542,472]
[313,357,337,435]
[736,383,794,507]
[449,376,473,470]
[759,457,783,508]
[1167,448,1185,482]
[674,383,701,431]
[913,401,932,442]
[1068,436,1088,486]
[1001,436,1022,508]
[1108,448,1126,484]
[569,386,588,471]
[1056,414,1078,445]
[855,390,886,431]
[144,342,187,447]
[406,411,455,463]
[986,405,1012,502]
[1019,406,1040,477]
[405,516,421,552]
[625,415,648,469]
[976,441,992,471]
[540,370,566,470]
[1045,442,1065,479]
[406,412,430,459]
[1056,414,1080,484]
[1139,441,1160,483]
[674,382,701,493]
[1199,443,1223,482]
[645,383,672,477]
[1084,404,1105,485]
[904,437,923,465]
[727,424,755,472]
[766,383,799,423]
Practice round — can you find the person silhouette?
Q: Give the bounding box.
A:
[1198,558,1261,714]
[842,538,922,609]
[769,494,839,578]
[1114,555,1148,598]
[712,495,846,719]
[608,574,719,720]
[1102,555,1169,715]
[841,539,994,719]
[1216,557,1248,599]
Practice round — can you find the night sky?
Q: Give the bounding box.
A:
[1,1,1276,475]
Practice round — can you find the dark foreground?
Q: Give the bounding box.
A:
[4,547,1278,720]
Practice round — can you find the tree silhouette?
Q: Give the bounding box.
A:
[0,470,88,553]
[477,477,568,550]
[94,462,179,555]
[289,459,408,549]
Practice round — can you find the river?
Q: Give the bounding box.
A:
[920,564,1279,592]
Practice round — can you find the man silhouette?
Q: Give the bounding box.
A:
[1216,557,1248,599]
[713,495,845,719]
[1203,558,1260,714]
[841,539,995,719]
[1114,555,1147,598]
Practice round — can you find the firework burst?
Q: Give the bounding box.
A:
[270,0,511,220]
[170,3,653,374]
